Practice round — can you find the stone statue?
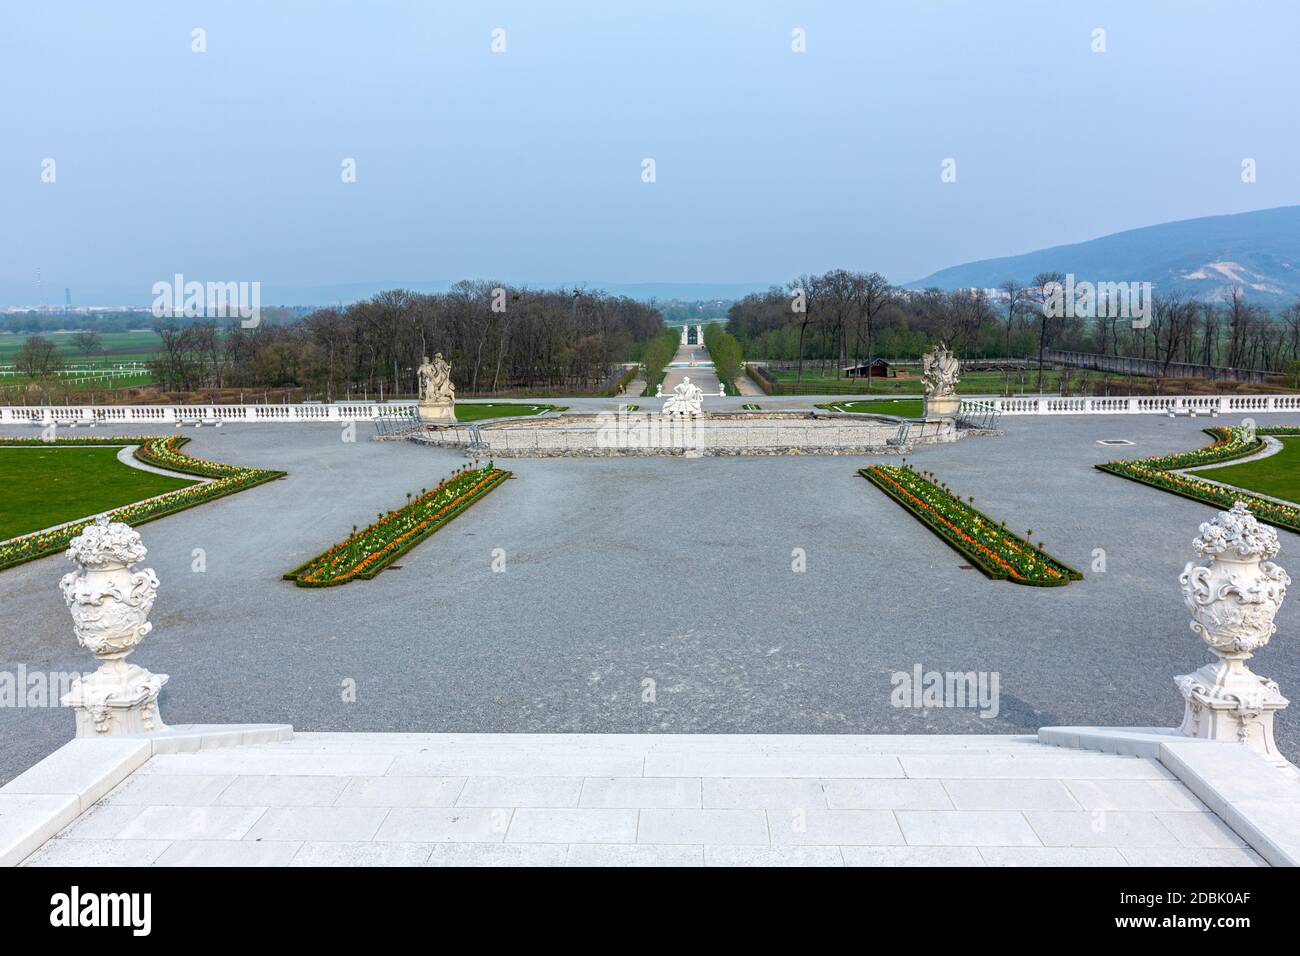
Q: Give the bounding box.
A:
[419,353,455,403]
[417,352,456,422]
[1176,501,1290,767]
[59,516,167,736]
[921,342,961,398]
[921,342,961,418]
[662,376,704,417]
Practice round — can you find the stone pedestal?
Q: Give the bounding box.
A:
[924,395,960,419]
[64,662,167,737]
[1176,501,1291,768]
[1176,658,1287,763]
[418,400,455,423]
[59,516,168,737]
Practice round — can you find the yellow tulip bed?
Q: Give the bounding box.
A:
[1097,425,1300,532]
[0,435,285,572]
[861,464,1082,587]
[283,463,510,587]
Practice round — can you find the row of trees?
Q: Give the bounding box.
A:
[145,284,664,397]
[636,329,681,397]
[702,322,743,393]
[727,270,1300,383]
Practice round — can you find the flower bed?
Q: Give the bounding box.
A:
[1097,425,1300,533]
[860,464,1081,587]
[284,463,510,587]
[0,436,285,572]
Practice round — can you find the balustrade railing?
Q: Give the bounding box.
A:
[3,394,1300,427]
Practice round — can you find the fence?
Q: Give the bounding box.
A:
[961,395,1300,416]
[746,364,890,396]
[4,394,1300,428]
[1042,349,1267,384]
[0,402,416,426]
[957,400,1002,429]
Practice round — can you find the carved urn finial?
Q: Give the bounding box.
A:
[59,516,168,736]
[1176,502,1290,767]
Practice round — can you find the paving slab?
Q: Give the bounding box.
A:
[5,730,1289,867]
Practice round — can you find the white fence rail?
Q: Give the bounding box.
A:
[964,395,1300,416]
[0,403,416,426]
[3,394,1300,427]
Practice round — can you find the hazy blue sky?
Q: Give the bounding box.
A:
[3,0,1298,304]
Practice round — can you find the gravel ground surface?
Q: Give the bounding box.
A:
[3,410,1297,783]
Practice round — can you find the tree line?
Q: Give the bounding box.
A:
[143,283,664,398]
[702,322,743,393]
[727,269,1300,383]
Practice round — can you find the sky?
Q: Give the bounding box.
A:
[2,0,1299,305]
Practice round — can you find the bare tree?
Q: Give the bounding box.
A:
[1032,272,1065,392]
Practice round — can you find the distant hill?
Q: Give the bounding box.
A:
[259,280,770,307]
[907,205,1300,305]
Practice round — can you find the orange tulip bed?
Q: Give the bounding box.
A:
[284,463,510,588]
[1096,425,1300,532]
[0,435,285,572]
[860,464,1082,587]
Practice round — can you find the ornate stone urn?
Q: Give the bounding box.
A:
[1176,501,1290,767]
[59,516,167,736]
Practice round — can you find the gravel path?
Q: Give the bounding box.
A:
[2,412,1296,783]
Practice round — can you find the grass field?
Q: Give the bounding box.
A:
[821,398,925,417]
[1188,436,1300,504]
[0,445,197,540]
[454,403,558,421]
[0,330,162,364]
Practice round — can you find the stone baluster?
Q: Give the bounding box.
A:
[59,517,168,737]
[1177,501,1290,768]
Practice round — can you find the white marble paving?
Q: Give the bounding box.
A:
[16,733,1270,867]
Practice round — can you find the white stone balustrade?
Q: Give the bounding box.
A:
[3,394,1300,427]
[0,403,414,426]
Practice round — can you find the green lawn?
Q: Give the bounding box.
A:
[454,403,557,422]
[821,398,925,418]
[0,446,197,540]
[1188,436,1300,504]
[0,330,162,363]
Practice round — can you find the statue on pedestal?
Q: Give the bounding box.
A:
[662,376,704,417]
[418,353,456,423]
[921,342,961,419]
